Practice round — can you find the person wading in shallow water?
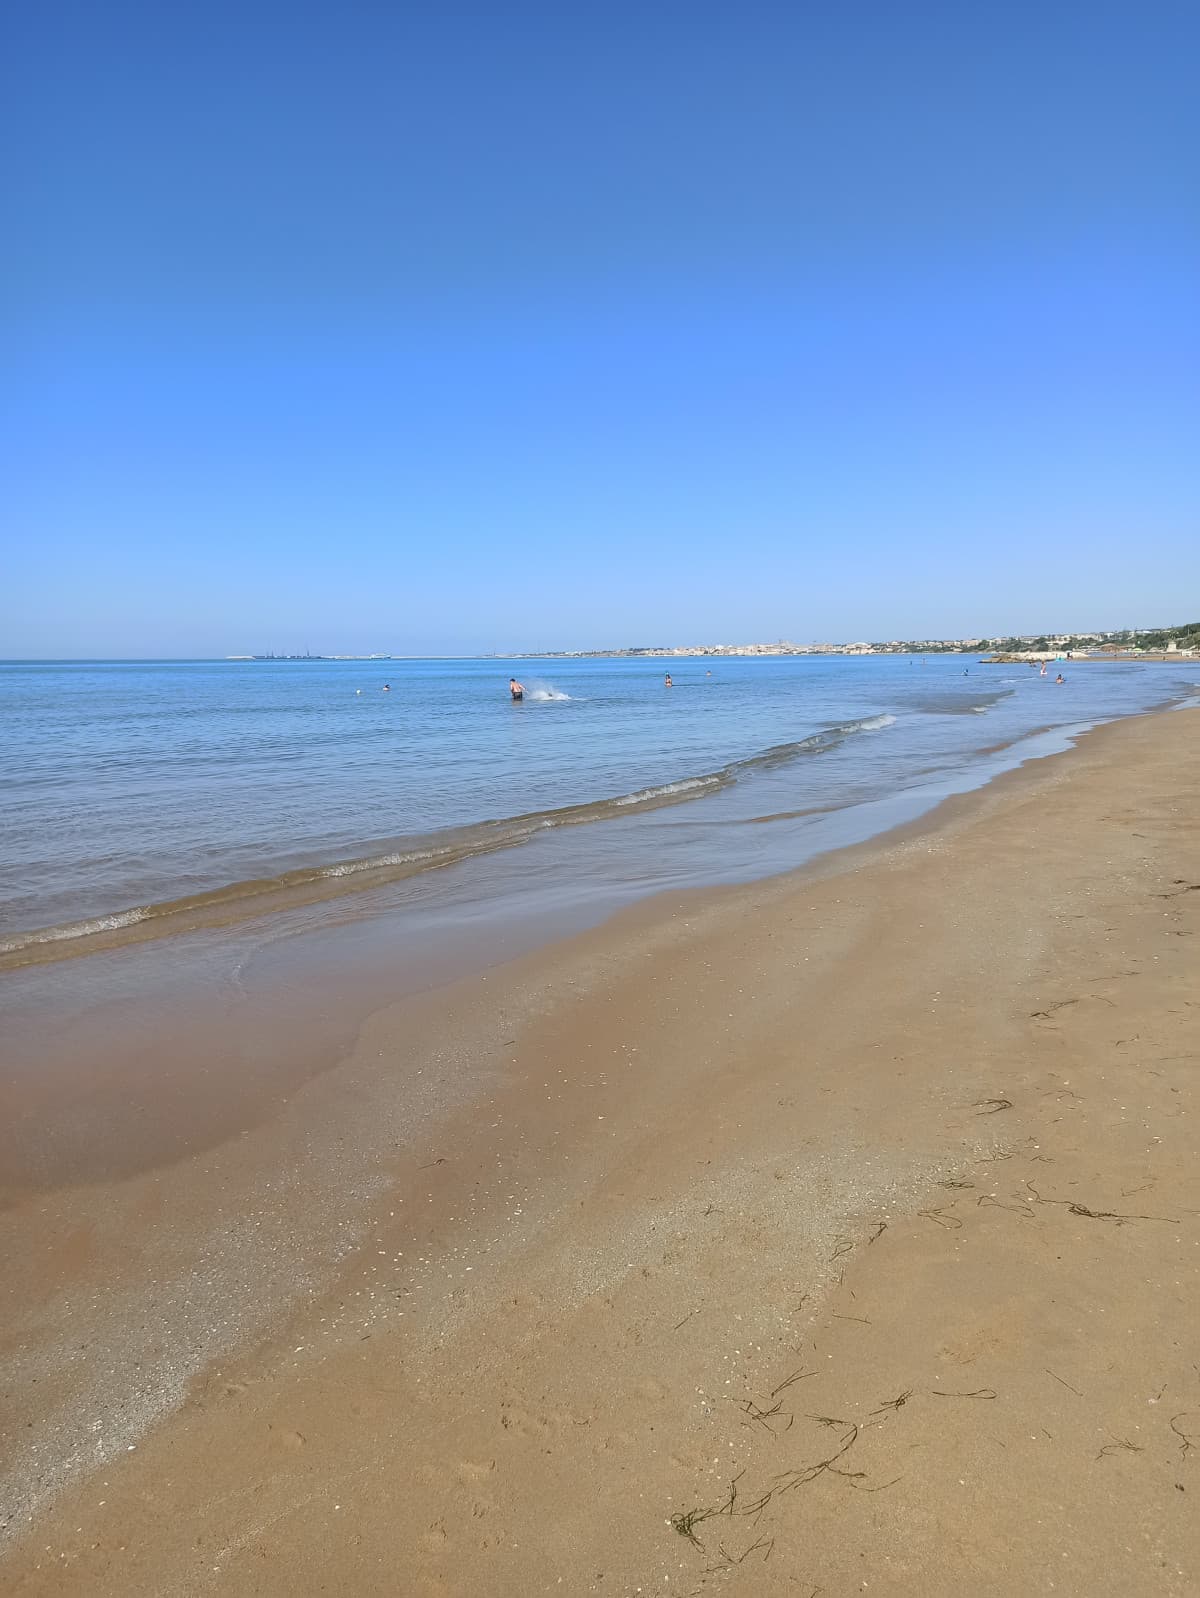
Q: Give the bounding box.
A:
[509,677,525,701]
[664,673,673,688]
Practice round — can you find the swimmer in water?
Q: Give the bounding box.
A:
[1055,673,1065,684]
[382,684,390,692]
[664,673,673,688]
[509,677,524,701]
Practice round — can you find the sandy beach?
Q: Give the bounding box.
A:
[2,705,1197,1596]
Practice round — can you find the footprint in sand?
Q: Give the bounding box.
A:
[634,1377,668,1402]
[499,1402,589,1436]
[420,1519,449,1552]
[416,1462,450,1488]
[598,1429,638,1452]
[499,1405,544,1436]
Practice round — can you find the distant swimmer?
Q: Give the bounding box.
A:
[509,677,525,701]
[1040,662,1047,676]
[1055,673,1065,684]
[664,673,673,688]
[382,684,390,692]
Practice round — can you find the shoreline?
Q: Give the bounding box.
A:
[1,706,1197,1593]
[0,711,899,973]
[0,715,1127,1200]
[5,666,1195,977]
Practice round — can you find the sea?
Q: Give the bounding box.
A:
[2,653,1197,966]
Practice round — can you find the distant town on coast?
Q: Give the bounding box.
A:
[228,622,1199,664]
[497,621,1199,661]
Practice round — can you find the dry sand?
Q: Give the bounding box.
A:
[1,707,1197,1596]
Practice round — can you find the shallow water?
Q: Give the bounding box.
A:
[1,653,1195,952]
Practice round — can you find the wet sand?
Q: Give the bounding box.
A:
[1,707,1197,1595]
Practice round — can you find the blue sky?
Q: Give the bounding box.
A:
[5,1,1197,656]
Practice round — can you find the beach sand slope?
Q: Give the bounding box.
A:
[2,708,1197,1596]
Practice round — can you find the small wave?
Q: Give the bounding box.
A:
[911,691,1012,716]
[525,682,573,701]
[0,907,150,956]
[729,713,896,775]
[322,847,448,878]
[614,775,723,806]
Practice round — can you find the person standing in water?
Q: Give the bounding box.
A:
[664,673,673,688]
[509,677,524,701]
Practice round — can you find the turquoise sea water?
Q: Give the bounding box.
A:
[1,654,1196,953]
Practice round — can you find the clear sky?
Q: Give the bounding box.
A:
[5,1,1197,656]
